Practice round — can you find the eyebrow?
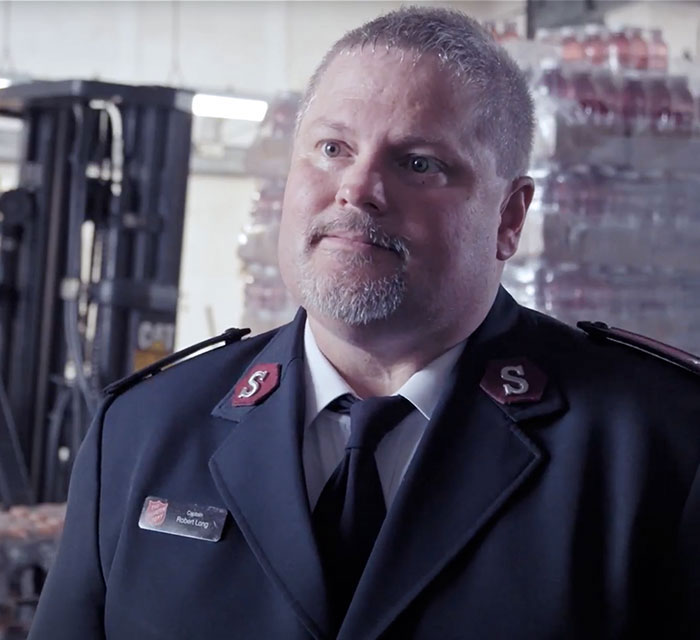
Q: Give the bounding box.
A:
[304,118,352,135]
[305,121,448,150]
[394,135,451,149]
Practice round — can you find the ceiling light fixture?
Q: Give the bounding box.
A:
[191,94,268,122]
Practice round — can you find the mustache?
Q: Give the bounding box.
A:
[306,213,410,260]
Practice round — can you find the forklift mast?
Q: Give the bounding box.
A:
[0,80,193,504]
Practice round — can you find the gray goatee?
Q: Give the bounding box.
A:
[297,212,410,326]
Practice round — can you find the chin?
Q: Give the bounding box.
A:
[298,271,407,327]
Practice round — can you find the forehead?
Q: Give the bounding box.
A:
[302,46,478,139]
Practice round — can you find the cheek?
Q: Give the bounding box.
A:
[399,197,469,257]
[278,162,337,272]
[283,160,337,219]
[406,201,498,276]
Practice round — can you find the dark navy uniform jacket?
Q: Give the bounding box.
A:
[29,288,700,639]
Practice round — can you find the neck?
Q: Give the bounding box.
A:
[307,302,491,398]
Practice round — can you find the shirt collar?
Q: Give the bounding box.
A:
[397,338,466,419]
[303,320,466,424]
[303,321,357,428]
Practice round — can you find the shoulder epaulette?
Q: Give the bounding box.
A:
[103,326,251,397]
[577,321,700,377]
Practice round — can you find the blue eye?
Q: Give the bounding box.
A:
[410,156,431,173]
[401,155,443,174]
[322,141,342,157]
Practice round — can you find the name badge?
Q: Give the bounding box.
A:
[138,496,228,542]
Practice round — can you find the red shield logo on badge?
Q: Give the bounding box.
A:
[232,363,281,406]
[144,499,168,527]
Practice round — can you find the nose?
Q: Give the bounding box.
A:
[335,156,387,214]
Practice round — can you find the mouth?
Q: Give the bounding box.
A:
[306,216,410,262]
[315,234,405,260]
[320,233,387,250]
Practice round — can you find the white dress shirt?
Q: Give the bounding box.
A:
[302,321,466,511]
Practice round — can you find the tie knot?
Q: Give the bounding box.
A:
[326,393,356,415]
[346,395,413,452]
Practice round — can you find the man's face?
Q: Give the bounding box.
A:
[278,47,523,331]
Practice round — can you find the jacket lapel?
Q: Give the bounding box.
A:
[338,289,568,640]
[208,310,333,640]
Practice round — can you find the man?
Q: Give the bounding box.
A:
[30,7,699,639]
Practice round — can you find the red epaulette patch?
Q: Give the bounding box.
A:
[232,363,281,406]
[480,357,548,405]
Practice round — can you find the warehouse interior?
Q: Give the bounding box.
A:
[0,0,699,636]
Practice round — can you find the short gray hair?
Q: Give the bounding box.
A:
[298,6,534,179]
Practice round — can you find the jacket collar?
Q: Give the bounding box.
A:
[209,289,567,640]
[208,309,334,638]
[211,307,306,423]
[337,288,567,639]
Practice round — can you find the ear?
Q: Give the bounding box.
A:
[496,176,534,261]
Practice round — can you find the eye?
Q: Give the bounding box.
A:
[400,154,444,174]
[321,141,343,157]
[410,156,431,173]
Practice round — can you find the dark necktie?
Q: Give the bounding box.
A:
[312,393,413,626]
